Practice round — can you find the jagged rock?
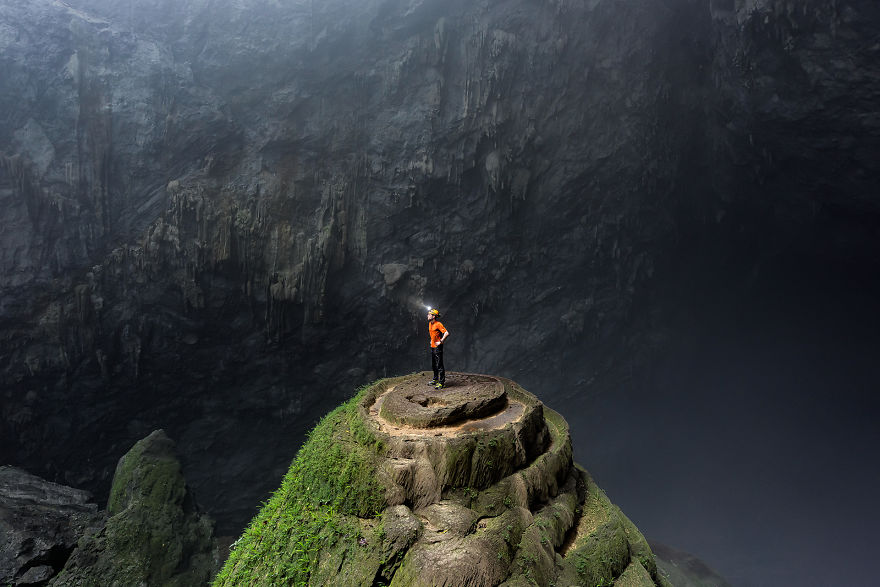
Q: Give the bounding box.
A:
[50,430,218,586]
[214,373,672,586]
[0,467,103,586]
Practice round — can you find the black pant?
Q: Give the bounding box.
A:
[431,346,445,384]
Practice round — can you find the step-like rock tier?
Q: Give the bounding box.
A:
[351,373,669,586]
[218,373,669,587]
[362,373,550,507]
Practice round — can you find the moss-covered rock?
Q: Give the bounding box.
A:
[50,430,218,586]
[214,385,387,586]
[215,373,668,587]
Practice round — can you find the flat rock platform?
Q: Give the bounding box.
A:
[376,373,508,429]
[365,372,537,442]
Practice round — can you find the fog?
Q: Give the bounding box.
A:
[2,0,879,585]
[555,247,880,586]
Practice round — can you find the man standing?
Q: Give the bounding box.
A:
[427,308,449,388]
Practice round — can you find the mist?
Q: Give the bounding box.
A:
[557,245,880,586]
[2,0,879,585]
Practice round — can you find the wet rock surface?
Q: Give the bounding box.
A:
[363,374,670,585]
[0,467,103,586]
[367,373,549,505]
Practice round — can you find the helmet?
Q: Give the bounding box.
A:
[429,308,440,316]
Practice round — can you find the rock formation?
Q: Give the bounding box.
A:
[1,0,878,542]
[1,430,217,586]
[215,373,671,586]
[0,467,103,586]
[50,429,218,586]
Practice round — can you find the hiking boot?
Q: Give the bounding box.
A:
[434,382,445,389]
[428,379,437,385]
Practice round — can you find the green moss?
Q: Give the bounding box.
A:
[533,490,578,550]
[437,436,477,489]
[472,476,519,517]
[107,437,186,516]
[51,430,216,586]
[613,560,657,587]
[469,430,518,487]
[571,521,629,587]
[616,507,656,574]
[213,375,664,587]
[557,474,635,587]
[214,384,388,586]
[511,525,557,586]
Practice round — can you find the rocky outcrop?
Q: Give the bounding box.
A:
[216,373,671,586]
[0,467,103,586]
[50,430,218,586]
[1,0,878,537]
[1,431,218,586]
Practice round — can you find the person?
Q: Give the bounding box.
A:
[427,308,449,388]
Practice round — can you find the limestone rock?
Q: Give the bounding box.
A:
[215,374,670,587]
[379,374,508,428]
[0,0,749,530]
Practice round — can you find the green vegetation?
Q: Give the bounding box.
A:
[557,473,632,587]
[106,435,186,517]
[50,430,216,587]
[213,385,387,586]
[210,374,666,587]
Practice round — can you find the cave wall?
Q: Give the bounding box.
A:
[697,0,880,261]
[1,0,877,531]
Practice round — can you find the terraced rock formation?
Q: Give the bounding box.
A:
[215,374,671,586]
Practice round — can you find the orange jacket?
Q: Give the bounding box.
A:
[429,320,447,348]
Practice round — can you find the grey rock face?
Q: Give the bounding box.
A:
[705,0,880,230]
[1,0,878,537]
[0,466,103,586]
